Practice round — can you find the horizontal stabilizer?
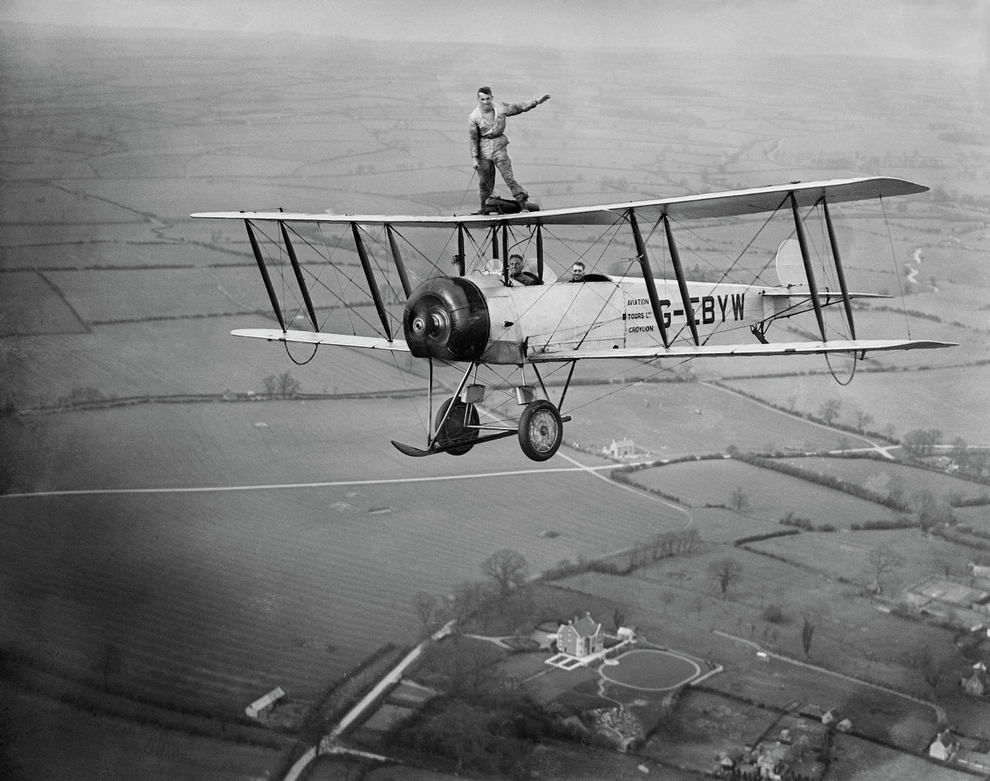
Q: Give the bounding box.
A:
[761,289,890,300]
[527,338,957,363]
[231,328,410,352]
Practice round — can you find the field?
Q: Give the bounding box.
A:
[781,456,990,504]
[723,363,990,446]
[625,459,904,528]
[828,733,976,781]
[1,398,690,715]
[560,381,858,457]
[2,15,989,780]
[3,686,282,781]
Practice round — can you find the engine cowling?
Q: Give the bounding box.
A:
[403,277,490,361]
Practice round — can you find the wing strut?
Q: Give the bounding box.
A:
[536,224,544,283]
[350,222,393,341]
[662,214,700,346]
[821,199,856,340]
[500,224,509,285]
[245,219,285,332]
[789,193,827,341]
[279,222,319,331]
[455,224,466,276]
[385,225,413,299]
[628,211,669,348]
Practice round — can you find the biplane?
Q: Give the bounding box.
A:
[192,176,955,461]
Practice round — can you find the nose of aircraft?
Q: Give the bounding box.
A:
[408,297,450,342]
[403,277,490,361]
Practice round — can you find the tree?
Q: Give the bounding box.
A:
[276,370,300,398]
[855,409,874,433]
[800,607,826,659]
[887,474,907,508]
[262,370,301,399]
[449,581,491,630]
[915,646,954,700]
[913,490,954,535]
[818,398,841,426]
[902,428,942,458]
[413,591,437,634]
[729,487,749,513]
[481,549,529,598]
[951,436,968,457]
[708,556,743,599]
[424,639,499,699]
[613,607,626,632]
[868,545,903,594]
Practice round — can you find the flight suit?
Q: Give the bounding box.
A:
[468,98,542,210]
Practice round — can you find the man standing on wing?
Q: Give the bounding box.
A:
[469,86,550,213]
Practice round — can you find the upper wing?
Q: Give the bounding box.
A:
[231,328,409,351]
[527,338,957,363]
[192,176,926,228]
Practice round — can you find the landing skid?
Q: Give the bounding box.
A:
[391,429,519,458]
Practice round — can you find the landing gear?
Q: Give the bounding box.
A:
[518,400,563,462]
[434,397,480,456]
[392,360,573,460]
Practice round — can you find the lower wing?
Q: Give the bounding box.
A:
[527,338,956,363]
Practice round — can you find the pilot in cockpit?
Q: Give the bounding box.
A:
[569,261,586,282]
[509,253,540,286]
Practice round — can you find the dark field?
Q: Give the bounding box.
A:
[1,16,988,781]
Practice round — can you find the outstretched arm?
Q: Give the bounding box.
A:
[505,95,551,116]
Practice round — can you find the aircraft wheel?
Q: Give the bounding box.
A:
[434,398,479,456]
[518,400,563,461]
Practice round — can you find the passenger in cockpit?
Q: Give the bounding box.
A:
[509,254,539,286]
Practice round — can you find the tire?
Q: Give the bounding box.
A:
[518,400,563,461]
[434,397,479,456]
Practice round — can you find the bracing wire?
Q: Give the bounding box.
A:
[879,194,912,339]
[457,169,479,215]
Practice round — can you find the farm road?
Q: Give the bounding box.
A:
[2,451,695,525]
[1,460,634,499]
[556,449,694,527]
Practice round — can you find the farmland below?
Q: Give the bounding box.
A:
[2,17,988,781]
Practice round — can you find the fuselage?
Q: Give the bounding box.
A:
[403,272,785,364]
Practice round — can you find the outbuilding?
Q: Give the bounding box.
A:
[246,686,285,719]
